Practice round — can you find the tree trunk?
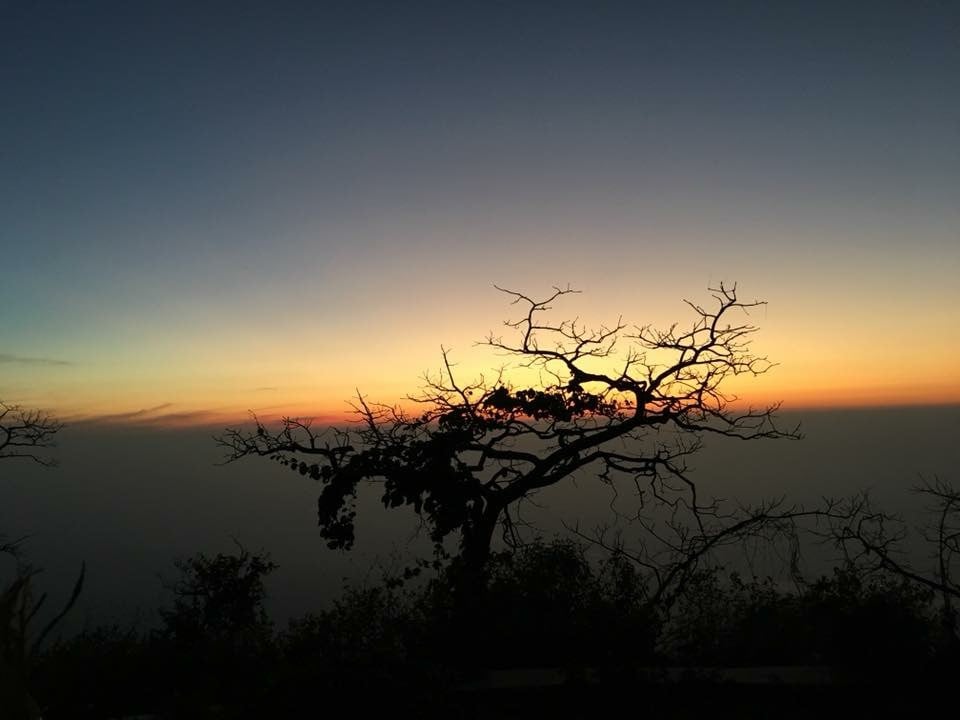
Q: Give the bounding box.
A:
[448,502,501,670]
[460,502,500,590]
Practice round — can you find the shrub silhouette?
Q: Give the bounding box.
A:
[157,544,277,711]
[665,564,936,669]
[474,540,657,669]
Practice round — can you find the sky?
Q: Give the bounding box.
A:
[2,0,958,424]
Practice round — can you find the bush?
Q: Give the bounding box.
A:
[664,563,938,668]
[157,544,278,713]
[406,539,658,671]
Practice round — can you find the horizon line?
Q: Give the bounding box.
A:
[60,398,960,430]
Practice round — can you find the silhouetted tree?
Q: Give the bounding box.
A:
[0,401,63,467]
[160,542,276,647]
[219,284,799,594]
[158,543,277,707]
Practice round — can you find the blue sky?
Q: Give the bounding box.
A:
[2,0,958,418]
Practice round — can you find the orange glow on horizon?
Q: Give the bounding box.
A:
[62,381,960,429]
[12,280,958,429]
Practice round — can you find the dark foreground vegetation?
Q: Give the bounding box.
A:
[2,537,956,719]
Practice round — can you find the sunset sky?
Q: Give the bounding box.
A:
[2,0,958,425]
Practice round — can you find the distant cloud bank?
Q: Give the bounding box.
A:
[0,353,72,366]
[71,403,343,429]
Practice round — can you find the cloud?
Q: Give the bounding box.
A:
[74,403,347,429]
[137,409,226,427]
[78,404,174,424]
[0,353,72,366]
[76,404,243,429]
[252,386,278,392]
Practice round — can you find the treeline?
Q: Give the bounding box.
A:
[8,538,957,719]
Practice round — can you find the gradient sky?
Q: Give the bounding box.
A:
[2,0,958,423]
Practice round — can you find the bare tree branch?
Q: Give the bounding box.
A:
[568,496,856,615]
[0,401,63,467]
[824,478,960,614]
